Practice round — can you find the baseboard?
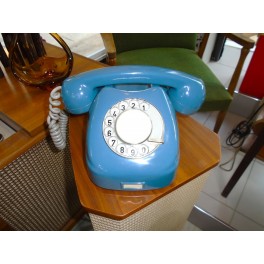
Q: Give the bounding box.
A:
[188,206,235,231]
[228,92,260,118]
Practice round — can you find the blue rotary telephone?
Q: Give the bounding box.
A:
[48,65,205,191]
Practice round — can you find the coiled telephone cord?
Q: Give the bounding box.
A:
[47,86,68,150]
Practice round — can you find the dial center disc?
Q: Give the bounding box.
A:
[115,109,152,144]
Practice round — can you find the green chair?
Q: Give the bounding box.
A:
[101,33,255,133]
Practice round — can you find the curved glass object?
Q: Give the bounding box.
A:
[9,33,73,90]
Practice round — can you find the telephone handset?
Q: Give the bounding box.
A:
[48,65,205,190]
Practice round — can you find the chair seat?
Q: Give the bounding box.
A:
[116,48,233,112]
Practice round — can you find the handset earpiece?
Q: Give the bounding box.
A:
[166,72,205,115]
[62,74,100,114]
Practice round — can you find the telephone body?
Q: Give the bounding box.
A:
[61,65,205,191]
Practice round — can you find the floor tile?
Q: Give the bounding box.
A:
[192,111,247,147]
[204,112,246,146]
[207,63,234,88]
[236,160,264,226]
[216,44,253,71]
[230,212,264,231]
[202,147,253,210]
[181,221,201,231]
[195,192,234,224]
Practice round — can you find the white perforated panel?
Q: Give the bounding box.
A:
[89,172,209,231]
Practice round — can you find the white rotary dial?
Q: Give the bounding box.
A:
[102,98,164,159]
[115,109,152,145]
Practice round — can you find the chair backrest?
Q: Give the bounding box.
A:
[112,33,197,53]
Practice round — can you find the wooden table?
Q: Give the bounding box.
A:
[69,106,221,230]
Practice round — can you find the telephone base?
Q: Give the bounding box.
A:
[86,86,179,191]
[87,155,179,191]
